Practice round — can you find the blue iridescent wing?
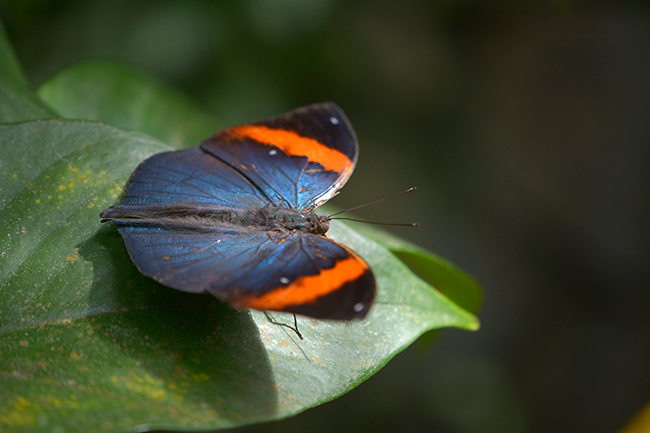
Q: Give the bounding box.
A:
[112,226,375,319]
[200,102,358,211]
[101,146,270,219]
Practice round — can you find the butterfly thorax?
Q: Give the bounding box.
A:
[257,207,330,235]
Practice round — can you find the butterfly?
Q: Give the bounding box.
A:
[101,102,375,320]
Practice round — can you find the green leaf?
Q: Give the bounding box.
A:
[37,59,220,149]
[0,119,479,432]
[355,226,483,314]
[0,22,56,123]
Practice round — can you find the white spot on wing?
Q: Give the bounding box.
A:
[269,149,277,156]
[329,116,339,125]
[280,277,290,284]
[353,302,364,312]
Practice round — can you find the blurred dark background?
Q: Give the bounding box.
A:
[2,1,649,432]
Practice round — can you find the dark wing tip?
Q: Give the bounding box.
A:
[282,268,376,320]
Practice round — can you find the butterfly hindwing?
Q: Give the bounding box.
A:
[200,102,358,211]
[230,232,375,320]
[113,226,374,319]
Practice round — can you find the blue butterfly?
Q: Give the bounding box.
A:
[101,103,375,320]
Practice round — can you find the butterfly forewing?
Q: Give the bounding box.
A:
[101,146,271,221]
[200,102,358,211]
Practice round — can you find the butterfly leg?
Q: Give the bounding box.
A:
[263,311,304,340]
[293,313,303,340]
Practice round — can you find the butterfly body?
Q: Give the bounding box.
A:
[101,203,330,235]
[101,103,375,320]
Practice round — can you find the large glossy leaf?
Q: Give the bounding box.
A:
[37,59,220,149]
[0,23,56,123]
[0,119,478,432]
[356,225,483,314]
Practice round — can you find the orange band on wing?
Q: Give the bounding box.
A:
[228,125,351,173]
[240,256,368,311]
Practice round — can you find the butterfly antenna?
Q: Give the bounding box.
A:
[327,187,418,227]
[331,218,418,227]
[328,187,417,217]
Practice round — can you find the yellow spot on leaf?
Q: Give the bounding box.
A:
[0,396,35,427]
[192,373,210,382]
[65,254,79,263]
[16,396,30,410]
[112,374,168,400]
[19,340,28,347]
[69,351,80,361]
[168,382,187,398]
[58,185,66,191]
